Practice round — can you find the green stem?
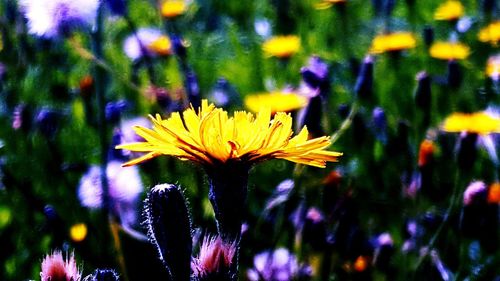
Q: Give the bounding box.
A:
[329,102,359,145]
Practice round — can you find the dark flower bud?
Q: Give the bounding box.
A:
[105,100,129,124]
[354,56,374,99]
[145,184,192,280]
[482,0,495,14]
[372,107,387,143]
[384,0,396,16]
[299,95,324,137]
[302,207,327,251]
[338,104,350,119]
[172,36,188,59]
[187,71,201,109]
[460,181,489,239]
[35,108,63,138]
[423,26,434,46]
[457,132,478,171]
[373,233,394,271]
[372,0,383,15]
[447,60,462,89]
[85,269,120,281]
[106,0,127,16]
[414,71,432,111]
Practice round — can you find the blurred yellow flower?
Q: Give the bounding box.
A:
[429,41,470,60]
[161,0,187,18]
[70,223,88,242]
[148,35,172,55]
[315,0,347,10]
[434,0,464,21]
[262,35,300,58]
[117,100,342,168]
[442,112,500,135]
[369,32,417,54]
[244,92,307,113]
[478,21,500,45]
[486,55,500,80]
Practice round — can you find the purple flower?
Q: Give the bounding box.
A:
[247,248,312,281]
[78,161,143,225]
[20,0,99,38]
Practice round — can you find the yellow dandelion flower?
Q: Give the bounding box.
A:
[486,55,500,80]
[434,0,464,21]
[70,223,88,242]
[369,32,417,54]
[478,21,500,45]
[429,41,470,60]
[148,35,172,56]
[116,100,342,168]
[442,112,500,135]
[161,0,187,18]
[262,35,301,58]
[244,92,308,113]
[315,0,347,10]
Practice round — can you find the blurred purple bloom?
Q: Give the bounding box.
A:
[247,248,311,281]
[254,18,271,38]
[20,0,99,38]
[78,161,143,225]
[463,181,487,205]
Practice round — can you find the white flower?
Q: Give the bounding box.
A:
[123,28,164,61]
[20,0,99,38]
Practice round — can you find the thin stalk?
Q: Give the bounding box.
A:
[91,5,129,280]
[329,102,359,145]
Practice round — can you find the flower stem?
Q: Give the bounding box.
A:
[329,102,359,145]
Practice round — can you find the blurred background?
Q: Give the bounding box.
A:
[0,0,499,280]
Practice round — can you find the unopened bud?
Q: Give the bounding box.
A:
[146,184,192,280]
[447,60,462,89]
[354,56,374,99]
[414,71,432,111]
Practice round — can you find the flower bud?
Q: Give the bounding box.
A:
[414,71,432,111]
[457,132,478,171]
[299,95,324,137]
[372,107,387,143]
[35,108,63,138]
[300,56,330,96]
[105,100,129,124]
[145,184,192,280]
[447,60,462,89]
[302,207,327,251]
[187,71,201,109]
[85,269,120,281]
[423,26,434,46]
[354,56,374,99]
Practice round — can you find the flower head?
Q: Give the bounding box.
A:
[69,223,88,242]
[429,41,470,60]
[478,21,500,45]
[369,32,417,54]
[191,235,236,278]
[20,0,98,38]
[116,100,341,168]
[486,55,500,81]
[247,248,311,281]
[434,0,464,21]
[442,112,500,135]
[244,92,308,113]
[41,251,81,281]
[488,183,500,204]
[123,28,172,61]
[161,0,188,18]
[262,35,301,58]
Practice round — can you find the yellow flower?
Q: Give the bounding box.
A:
[244,92,307,113]
[116,100,342,168]
[161,0,187,18]
[70,223,88,242]
[478,21,500,45]
[486,55,500,80]
[148,35,172,55]
[429,41,470,60]
[442,112,500,135]
[434,0,464,21]
[262,35,300,58]
[315,0,347,10]
[369,32,417,54]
